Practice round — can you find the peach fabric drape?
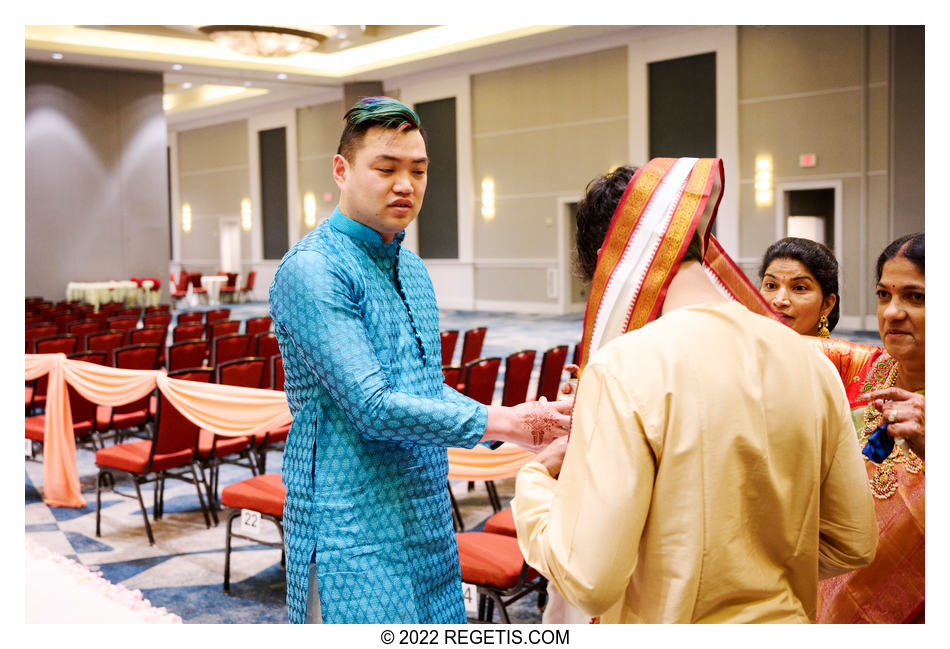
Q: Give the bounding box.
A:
[25,354,292,508]
[447,443,537,481]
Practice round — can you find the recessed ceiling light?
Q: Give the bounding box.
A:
[277,73,287,80]
[244,81,252,87]
[172,64,182,71]
[51,53,63,60]
[182,82,192,90]
[337,32,347,39]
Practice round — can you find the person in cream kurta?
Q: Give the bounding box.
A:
[514,300,877,623]
[512,158,877,624]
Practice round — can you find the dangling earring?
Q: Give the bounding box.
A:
[818,314,830,338]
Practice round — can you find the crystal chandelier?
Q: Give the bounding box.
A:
[198,25,334,58]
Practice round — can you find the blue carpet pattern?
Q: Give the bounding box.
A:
[24,300,882,623]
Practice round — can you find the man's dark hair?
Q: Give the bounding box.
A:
[876,232,925,282]
[759,237,841,331]
[337,96,428,162]
[573,166,637,282]
[573,165,704,282]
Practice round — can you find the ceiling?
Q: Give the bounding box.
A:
[25,25,633,124]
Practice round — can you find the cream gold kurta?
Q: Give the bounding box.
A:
[513,302,876,623]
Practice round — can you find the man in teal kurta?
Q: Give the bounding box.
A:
[270,98,570,623]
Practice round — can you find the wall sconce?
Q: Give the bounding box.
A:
[481,178,495,220]
[181,203,192,233]
[754,155,773,207]
[304,192,317,228]
[240,198,252,231]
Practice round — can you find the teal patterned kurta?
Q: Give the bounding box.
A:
[270,207,487,623]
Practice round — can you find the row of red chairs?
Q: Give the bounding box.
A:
[440,327,486,367]
[27,346,288,546]
[443,343,578,408]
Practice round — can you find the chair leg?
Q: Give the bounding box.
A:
[223,509,239,593]
[486,481,501,512]
[189,464,212,529]
[195,463,219,526]
[131,477,155,545]
[485,590,509,623]
[448,483,464,532]
[95,471,105,537]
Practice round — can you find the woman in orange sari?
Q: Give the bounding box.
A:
[814,232,925,623]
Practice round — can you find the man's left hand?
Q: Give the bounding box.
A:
[533,436,569,478]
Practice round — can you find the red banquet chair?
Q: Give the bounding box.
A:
[26,350,108,457]
[441,330,459,366]
[130,326,168,366]
[96,344,162,444]
[205,308,231,324]
[207,319,240,343]
[95,367,216,545]
[145,304,171,315]
[143,313,172,329]
[455,532,546,623]
[238,271,256,302]
[28,335,81,414]
[460,327,487,366]
[462,357,501,406]
[217,272,239,304]
[442,365,462,391]
[501,350,536,407]
[173,323,206,343]
[535,345,569,402]
[115,308,140,318]
[221,473,285,594]
[53,312,82,334]
[252,350,288,473]
[25,323,57,353]
[244,316,272,337]
[199,357,267,506]
[167,339,209,372]
[86,330,126,366]
[176,311,204,326]
[106,316,138,344]
[212,333,252,367]
[254,332,280,389]
[66,320,103,348]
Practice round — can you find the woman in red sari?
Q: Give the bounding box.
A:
[814,232,925,623]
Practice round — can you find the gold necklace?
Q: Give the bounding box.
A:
[861,361,923,499]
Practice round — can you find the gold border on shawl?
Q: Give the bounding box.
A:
[626,159,714,331]
[578,159,674,370]
[703,237,777,320]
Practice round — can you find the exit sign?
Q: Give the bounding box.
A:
[799,154,817,168]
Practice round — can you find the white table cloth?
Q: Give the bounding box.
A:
[200,275,227,306]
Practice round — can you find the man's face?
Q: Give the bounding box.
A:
[333,126,428,243]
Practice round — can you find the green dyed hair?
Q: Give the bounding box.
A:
[337,96,427,162]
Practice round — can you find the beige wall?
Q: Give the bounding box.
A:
[737,26,903,327]
[176,120,250,269]
[470,47,628,305]
[296,101,345,237]
[25,62,169,301]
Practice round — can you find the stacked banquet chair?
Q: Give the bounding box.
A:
[95,368,217,545]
